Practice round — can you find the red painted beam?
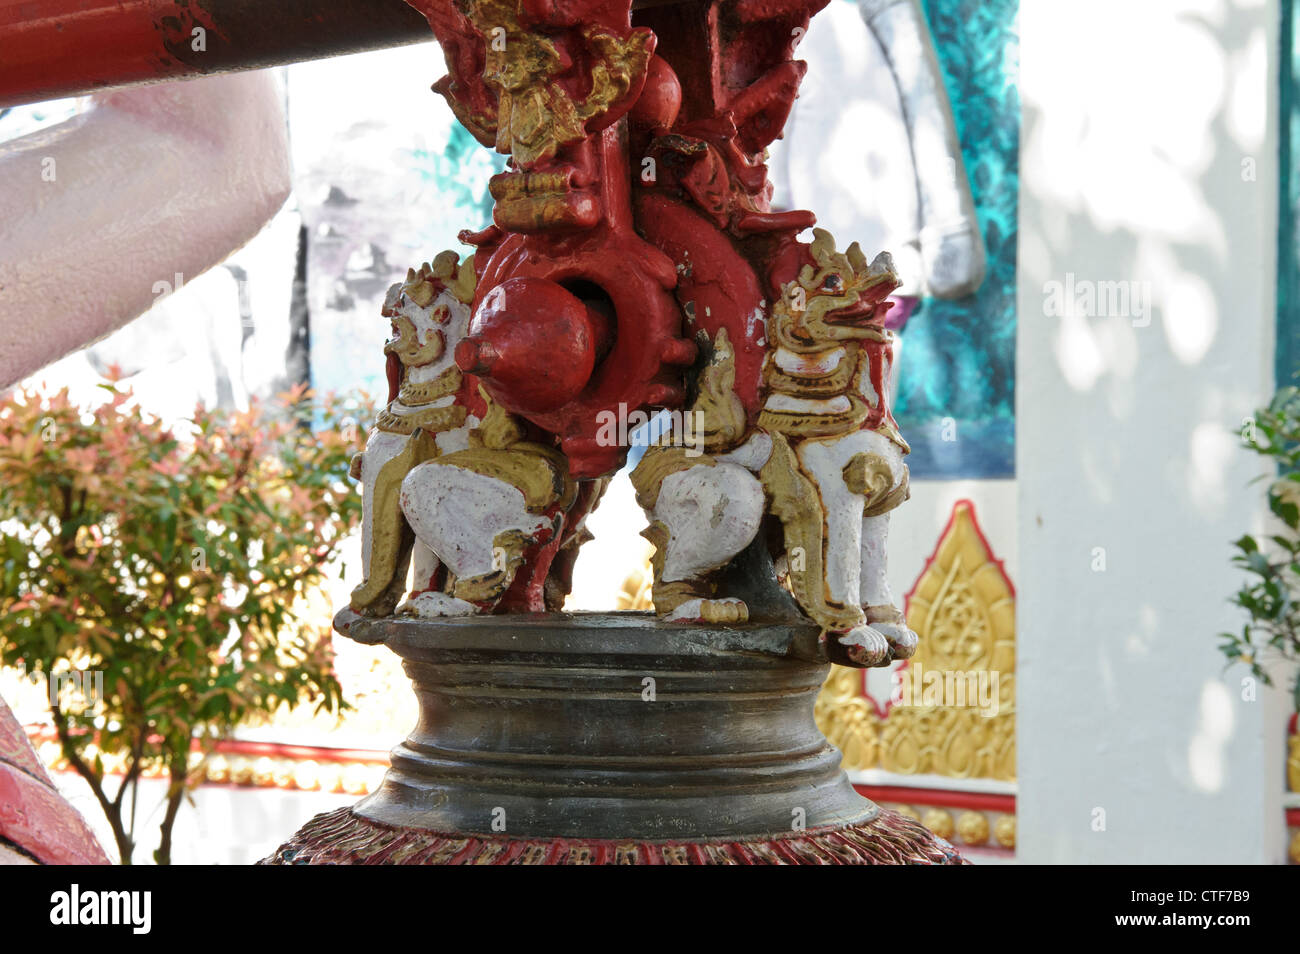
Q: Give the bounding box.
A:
[0,0,433,109]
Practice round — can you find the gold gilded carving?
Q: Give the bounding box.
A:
[629,329,742,514]
[956,811,989,846]
[631,329,752,618]
[438,386,576,514]
[440,445,572,513]
[763,352,856,396]
[650,578,710,616]
[469,384,527,450]
[921,809,954,840]
[691,328,748,454]
[767,229,893,356]
[446,1,652,168]
[639,522,713,617]
[350,428,440,612]
[353,251,484,614]
[814,500,1016,781]
[436,249,477,306]
[376,404,468,436]
[385,312,446,366]
[756,395,872,440]
[994,815,1016,849]
[629,449,713,513]
[398,366,463,407]
[761,228,910,455]
[843,452,910,517]
[1288,730,1299,792]
[760,432,862,634]
[814,664,882,769]
[449,527,534,604]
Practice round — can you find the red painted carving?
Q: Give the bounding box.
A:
[0,696,109,864]
[350,0,913,621]
[405,0,843,476]
[264,805,967,865]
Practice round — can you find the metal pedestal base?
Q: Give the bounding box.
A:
[264,612,965,865]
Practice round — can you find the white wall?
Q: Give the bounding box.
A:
[1017,0,1289,862]
[48,770,355,865]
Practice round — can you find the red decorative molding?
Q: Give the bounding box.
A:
[207,739,389,766]
[262,806,969,866]
[25,727,391,772]
[855,783,1015,815]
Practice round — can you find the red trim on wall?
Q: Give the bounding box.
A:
[854,783,1016,814]
[24,727,391,771]
[211,739,389,766]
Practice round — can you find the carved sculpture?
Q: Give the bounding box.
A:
[631,229,914,667]
[277,0,964,866]
[345,0,917,674]
[349,252,592,618]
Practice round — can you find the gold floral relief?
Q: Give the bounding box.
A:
[815,665,883,769]
[814,500,1017,781]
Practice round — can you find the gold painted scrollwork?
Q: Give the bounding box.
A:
[441,0,653,168]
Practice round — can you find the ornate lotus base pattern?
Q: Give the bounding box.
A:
[262,805,967,865]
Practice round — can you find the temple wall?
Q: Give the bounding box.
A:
[1017,0,1290,863]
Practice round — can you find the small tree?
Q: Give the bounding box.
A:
[1221,385,1300,712]
[0,381,367,863]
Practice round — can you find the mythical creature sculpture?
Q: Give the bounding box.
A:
[277,0,972,872]
[631,229,915,667]
[348,252,595,618]
[340,0,920,670]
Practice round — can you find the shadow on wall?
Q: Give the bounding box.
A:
[1017,0,1291,862]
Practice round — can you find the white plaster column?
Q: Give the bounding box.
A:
[1017,0,1289,862]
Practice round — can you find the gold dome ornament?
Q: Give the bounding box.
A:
[231,757,254,786]
[994,815,1016,849]
[922,808,955,840]
[205,754,230,784]
[956,811,989,846]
